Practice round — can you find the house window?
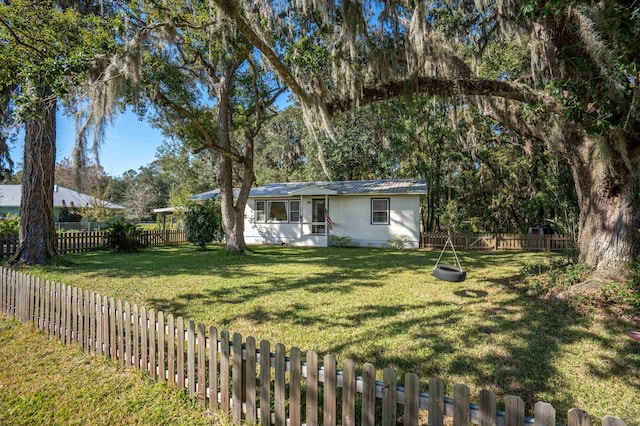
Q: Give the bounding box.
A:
[255,199,302,223]
[371,198,390,225]
[289,200,301,223]
[255,201,265,222]
[268,201,288,222]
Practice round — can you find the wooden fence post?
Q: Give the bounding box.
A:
[158,312,165,382]
[167,314,175,385]
[453,383,470,426]
[534,402,556,426]
[404,373,420,426]
[289,347,301,426]
[149,309,156,379]
[275,343,286,426]
[124,302,131,365]
[428,377,444,426]
[102,295,109,356]
[245,336,257,424]
[209,326,218,414]
[505,395,525,426]
[94,293,102,354]
[187,320,196,398]
[73,287,80,346]
[55,283,62,340]
[479,389,497,426]
[382,367,396,426]
[90,292,96,354]
[602,416,625,426]
[109,298,117,360]
[324,354,337,426]
[37,278,44,331]
[233,333,244,422]
[140,306,147,370]
[567,408,591,426]
[198,323,207,408]
[306,350,318,426]
[361,363,376,426]
[260,340,271,426]
[176,316,184,388]
[117,299,124,364]
[220,330,230,413]
[342,359,356,426]
[133,304,140,369]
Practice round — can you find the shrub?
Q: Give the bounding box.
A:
[0,213,19,234]
[185,200,222,249]
[328,235,352,247]
[103,218,143,252]
[388,235,411,250]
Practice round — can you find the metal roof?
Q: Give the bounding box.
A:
[189,189,222,202]
[0,185,125,209]
[189,179,426,200]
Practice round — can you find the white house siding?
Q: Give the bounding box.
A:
[328,195,421,248]
[243,194,421,248]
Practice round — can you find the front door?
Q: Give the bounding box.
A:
[311,199,326,234]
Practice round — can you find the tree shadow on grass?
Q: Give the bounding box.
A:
[53,247,638,423]
[312,275,638,423]
[68,246,430,281]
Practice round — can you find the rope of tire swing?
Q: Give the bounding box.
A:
[433,181,464,273]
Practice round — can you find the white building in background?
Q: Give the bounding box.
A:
[190,179,426,248]
[0,184,125,220]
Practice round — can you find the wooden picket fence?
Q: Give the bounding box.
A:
[0,230,187,257]
[423,233,571,252]
[0,268,627,426]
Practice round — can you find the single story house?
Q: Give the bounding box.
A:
[190,179,426,248]
[0,184,125,221]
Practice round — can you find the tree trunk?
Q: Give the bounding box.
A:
[567,132,639,279]
[473,96,639,278]
[216,74,248,253]
[9,86,57,265]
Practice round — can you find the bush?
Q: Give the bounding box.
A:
[103,218,143,252]
[388,235,411,250]
[0,213,19,234]
[185,200,222,249]
[328,235,352,247]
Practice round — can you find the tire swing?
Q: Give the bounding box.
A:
[432,233,466,282]
[432,171,466,282]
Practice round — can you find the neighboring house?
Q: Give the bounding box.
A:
[190,179,426,248]
[0,185,125,221]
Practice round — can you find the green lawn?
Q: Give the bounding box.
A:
[0,317,212,426]
[22,245,640,424]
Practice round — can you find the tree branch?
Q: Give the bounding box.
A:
[213,0,313,106]
[467,96,549,144]
[325,77,557,116]
[151,89,242,162]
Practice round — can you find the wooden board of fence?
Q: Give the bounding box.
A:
[423,233,571,251]
[0,230,187,257]
[0,267,627,426]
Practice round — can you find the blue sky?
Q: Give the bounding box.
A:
[10,89,292,178]
[11,109,166,178]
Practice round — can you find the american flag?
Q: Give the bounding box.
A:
[325,211,333,230]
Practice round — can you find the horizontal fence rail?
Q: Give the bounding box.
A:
[423,233,572,252]
[0,230,187,257]
[0,268,626,426]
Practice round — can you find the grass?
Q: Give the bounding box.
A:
[17,245,640,424]
[0,316,212,426]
